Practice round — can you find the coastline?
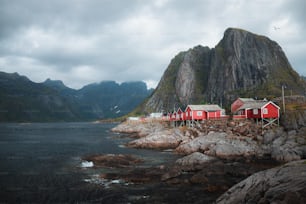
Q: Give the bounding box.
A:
[110,119,306,203]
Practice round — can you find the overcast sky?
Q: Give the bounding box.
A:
[0,0,305,89]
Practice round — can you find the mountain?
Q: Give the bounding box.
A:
[142,28,306,113]
[76,81,153,118]
[0,72,81,122]
[0,72,152,122]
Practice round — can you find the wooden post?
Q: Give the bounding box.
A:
[282,85,286,113]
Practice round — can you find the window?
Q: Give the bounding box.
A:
[253,109,258,115]
[186,111,189,117]
[197,111,202,116]
[263,108,268,114]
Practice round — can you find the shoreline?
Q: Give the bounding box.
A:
[109,119,306,203]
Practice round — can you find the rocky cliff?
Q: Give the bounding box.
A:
[143,28,306,113]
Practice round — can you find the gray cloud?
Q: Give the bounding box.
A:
[0,0,305,89]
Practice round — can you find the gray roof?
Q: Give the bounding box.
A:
[239,98,256,102]
[187,104,223,111]
[237,101,279,111]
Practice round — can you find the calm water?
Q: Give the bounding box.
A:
[0,122,182,203]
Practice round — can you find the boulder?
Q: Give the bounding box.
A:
[112,121,166,137]
[127,128,185,149]
[175,152,216,170]
[176,132,227,154]
[269,127,306,162]
[216,160,306,204]
[176,131,260,159]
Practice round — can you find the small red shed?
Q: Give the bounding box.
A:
[170,111,177,121]
[176,107,183,121]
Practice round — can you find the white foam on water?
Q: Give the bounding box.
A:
[111,179,121,184]
[83,174,127,188]
[81,161,94,168]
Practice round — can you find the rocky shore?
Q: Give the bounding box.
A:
[112,119,306,162]
[111,119,306,203]
[216,159,306,204]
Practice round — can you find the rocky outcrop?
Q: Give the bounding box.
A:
[262,127,306,162]
[111,120,167,137]
[175,152,217,171]
[176,131,261,158]
[141,28,306,113]
[113,120,306,162]
[82,154,143,168]
[127,128,185,149]
[216,160,306,204]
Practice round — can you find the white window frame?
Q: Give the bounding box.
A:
[253,109,258,115]
[263,108,268,114]
[197,111,202,116]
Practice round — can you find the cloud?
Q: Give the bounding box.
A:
[0,0,305,89]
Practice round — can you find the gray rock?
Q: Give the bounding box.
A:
[263,130,277,144]
[112,120,166,137]
[216,160,306,204]
[175,152,216,170]
[176,131,260,158]
[127,128,185,149]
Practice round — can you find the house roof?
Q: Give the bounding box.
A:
[238,98,256,102]
[237,101,280,111]
[187,104,223,111]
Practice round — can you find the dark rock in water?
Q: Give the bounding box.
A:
[216,160,306,204]
[101,166,167,184]
[82,154,143,168]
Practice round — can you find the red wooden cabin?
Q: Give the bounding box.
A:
[235,101,280,119]
[176,107,183,121]
[185,105,223,121]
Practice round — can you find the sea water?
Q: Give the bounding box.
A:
[0,122,186,203]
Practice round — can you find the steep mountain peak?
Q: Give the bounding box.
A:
[141,28,306,113]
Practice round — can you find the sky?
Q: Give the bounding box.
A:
[0,0,305,89]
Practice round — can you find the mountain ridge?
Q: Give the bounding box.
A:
[0,71,152,122]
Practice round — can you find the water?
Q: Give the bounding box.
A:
[0,122,276,203]
[0,122,181,203]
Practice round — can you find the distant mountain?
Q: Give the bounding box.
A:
[76,81,153,118]
[0,72,81,122]
[140,28,306,113]
[0,72,152,122]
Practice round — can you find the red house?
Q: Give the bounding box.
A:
[176,107,183,121]
[231,98,256,113]
[169,111,177,121]
[234,101,280,119]
[232,98,280,127]
[185,105,223,121]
